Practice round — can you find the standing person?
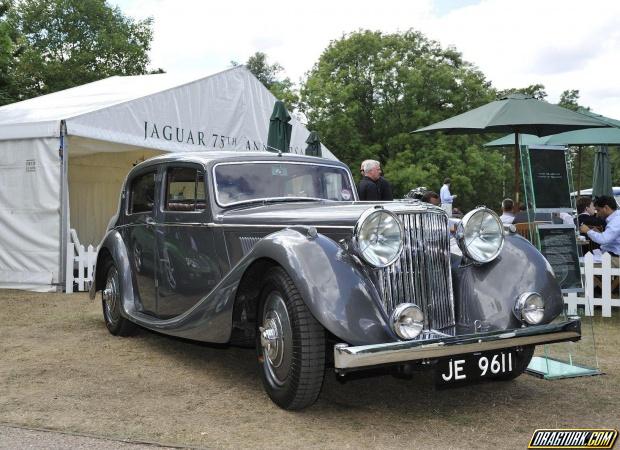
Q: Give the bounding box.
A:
[580,195,620,266]
[377,170,393,201]
[358,160,381,200]
[358,160,393,201]
[499,198,515,224]
[439,178,457,217]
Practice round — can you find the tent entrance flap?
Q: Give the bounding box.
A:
[0,138,61,291]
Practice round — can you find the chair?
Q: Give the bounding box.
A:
[513,222,551,242]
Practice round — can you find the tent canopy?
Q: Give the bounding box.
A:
[0,66,335,159]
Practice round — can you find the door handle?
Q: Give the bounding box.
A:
[145,216,156,226]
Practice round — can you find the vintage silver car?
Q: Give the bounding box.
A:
[90,151,581,410]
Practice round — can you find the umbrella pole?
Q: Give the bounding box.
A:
[577,145,582,196]
[514,132,520,208]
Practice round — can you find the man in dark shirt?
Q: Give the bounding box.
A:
[358,160,393,201]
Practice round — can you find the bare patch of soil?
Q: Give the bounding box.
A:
[1,290,619,449]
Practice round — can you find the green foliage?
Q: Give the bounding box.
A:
[558,89,584,112]
[0,1,19,104]
[239,51,299,110]
[569,145,620,193]
[300,29,509,211]
[496,83,547,100]
[4,0,154,103]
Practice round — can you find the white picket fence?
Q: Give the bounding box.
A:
[564,251,620,317]
[65,229,98,293]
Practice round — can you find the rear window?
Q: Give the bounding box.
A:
[129,171,156,214]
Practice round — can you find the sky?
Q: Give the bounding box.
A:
[110,0,620,119]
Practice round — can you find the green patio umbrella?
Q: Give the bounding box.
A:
[484,133,547,147]
[545,119,620,196]
[414,93,610,202]
[305,131,322,157]
[485,111,620,195]
[592,145,613,198]
[267,100,292,153]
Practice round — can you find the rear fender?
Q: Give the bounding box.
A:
[89,230,137,317]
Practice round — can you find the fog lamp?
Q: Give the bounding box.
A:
[391,303,424,340]
[514,292,545,325]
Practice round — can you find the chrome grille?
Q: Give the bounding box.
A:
[378,211,455,330]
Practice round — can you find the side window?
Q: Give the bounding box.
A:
[165,167,206,212]
[129,171,156,214]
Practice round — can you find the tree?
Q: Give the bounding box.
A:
[234,52,299,110]
[0,1,20,104]
[5,0,155,103]
[300,29,509,211]
[496,84,547,100]
[558,89,583,111]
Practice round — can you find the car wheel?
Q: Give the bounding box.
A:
[492,346,535,381]
[101,259,137,336]
[256,267,325,410]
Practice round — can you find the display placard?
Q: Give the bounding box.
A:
[537,224,583,292]
[528,146,572,212]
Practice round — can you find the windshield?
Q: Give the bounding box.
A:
[214,162,355,206]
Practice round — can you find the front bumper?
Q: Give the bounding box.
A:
[334,318,581,372]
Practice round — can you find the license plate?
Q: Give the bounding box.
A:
[435,350,516,386]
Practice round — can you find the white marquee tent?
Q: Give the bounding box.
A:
[0,66,335,292]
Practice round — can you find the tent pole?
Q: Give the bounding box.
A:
[59,121,69,292]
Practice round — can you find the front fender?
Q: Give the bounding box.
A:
[247,228,393,346]
[452,234,563,330]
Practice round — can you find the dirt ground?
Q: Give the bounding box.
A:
[1,290,619,450]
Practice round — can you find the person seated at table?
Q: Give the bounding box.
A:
[513,203,552,223]
[421,190,440,206]
[575,196,605,230]
[580,195,620,266]
[499,198,515,224]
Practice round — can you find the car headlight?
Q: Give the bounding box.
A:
[456,207,504,264]
[391,303,424,339]
[514,292,545,325]
[353,208,403,268]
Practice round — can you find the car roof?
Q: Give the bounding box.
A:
[132,151,349,171]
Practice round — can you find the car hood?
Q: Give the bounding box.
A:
[216,200,439,228]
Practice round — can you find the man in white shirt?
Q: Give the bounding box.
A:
[499,198,515,224]
[439,178,457,217]
[580,195,620,266]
